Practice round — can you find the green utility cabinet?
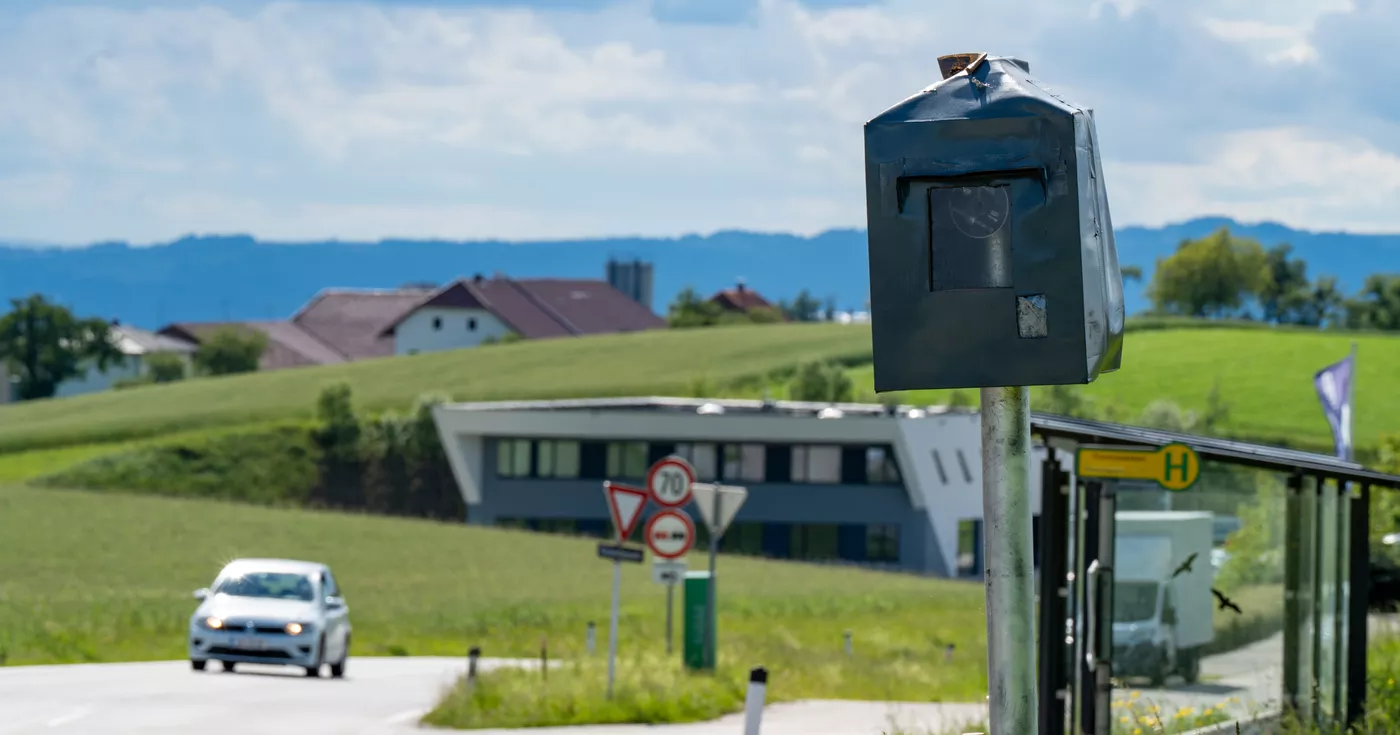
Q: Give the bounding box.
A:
[682,570,714,671]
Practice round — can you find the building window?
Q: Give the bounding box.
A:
[468,317,477,331]
[674,443,718,481]
[866,447,901,484]
[790,524,840,560]
[432,316,443,330]
[606,441,648,479]
[496,439,532,478]
[957,519,982,577]
[720,522,764,556]
[536,440,581,479]
[791,445,840,483]
[723,444,766,483]
[867,524,900,563]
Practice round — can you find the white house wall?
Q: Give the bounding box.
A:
[394,307,513,356]
[53,355,145,398]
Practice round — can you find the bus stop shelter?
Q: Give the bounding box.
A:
[1029,412,1400,734]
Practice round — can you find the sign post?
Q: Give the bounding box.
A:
[601,481,647,699]
[646,510,694,656]
[688,482,748,671]
[646,456,695,657]
[863,52,1125,735]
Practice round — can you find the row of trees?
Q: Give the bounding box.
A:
[1139,228,1400,329]
[0,295,268,400]
[666,287,847,328]
[310,384,464,519]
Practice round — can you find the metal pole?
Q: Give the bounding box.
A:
[607,559,621,698]
[979,385,1037,735]
[705,492,722,670]
[666,581,675,655]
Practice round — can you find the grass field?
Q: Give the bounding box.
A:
[855,326,1400,452]
[0,483,991,704]
[0,321,1394,465]
[0,323,871,454]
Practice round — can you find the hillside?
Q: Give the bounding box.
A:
[4,218,1399,329]
[0,320,1393,459]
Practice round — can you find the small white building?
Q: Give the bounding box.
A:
[52,323,198,399]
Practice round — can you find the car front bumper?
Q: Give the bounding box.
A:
[189,625,321,667]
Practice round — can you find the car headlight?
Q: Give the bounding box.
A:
[203,617,224,630]
[284,622,305,636]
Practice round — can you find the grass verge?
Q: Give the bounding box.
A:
[423,652,746,729]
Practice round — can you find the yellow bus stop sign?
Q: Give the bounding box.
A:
[1075,442,1201,491]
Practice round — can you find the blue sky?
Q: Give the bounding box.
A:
[1,0,1397,244]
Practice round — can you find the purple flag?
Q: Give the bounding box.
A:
[1313,346,1356,461]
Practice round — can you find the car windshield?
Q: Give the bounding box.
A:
[214,571,316,601]
[1114,581,1159,623]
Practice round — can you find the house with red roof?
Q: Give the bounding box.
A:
[709,280,779,316]
[159,270,665,371]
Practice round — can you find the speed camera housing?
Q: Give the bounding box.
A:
[863,54,1125,391]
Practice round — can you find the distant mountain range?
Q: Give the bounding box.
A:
[1,217,1398,330]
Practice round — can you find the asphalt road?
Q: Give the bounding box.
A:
[0,632,1305,734]
[1128,633,1285,722]
[0,656,489,735]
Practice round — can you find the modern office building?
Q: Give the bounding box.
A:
[432,396,1073,577]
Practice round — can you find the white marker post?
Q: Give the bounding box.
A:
[601,481,648,699]
[743,666,768,735]
[690,482,748,669]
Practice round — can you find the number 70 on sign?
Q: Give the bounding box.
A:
[648,457,695,507]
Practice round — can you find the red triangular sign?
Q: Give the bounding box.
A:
[604,482,649,542]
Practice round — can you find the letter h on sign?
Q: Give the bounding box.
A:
[1164,450,1190,483]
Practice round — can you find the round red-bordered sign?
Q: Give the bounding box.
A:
[645,509,696,559]
[646,456,695,508]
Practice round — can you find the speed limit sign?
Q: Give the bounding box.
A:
[646,456,695,508]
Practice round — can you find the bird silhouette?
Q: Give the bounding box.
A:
[1171,552,1198,579]
[1212,587,1242,615]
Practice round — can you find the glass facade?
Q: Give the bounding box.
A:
[493,437,904,487]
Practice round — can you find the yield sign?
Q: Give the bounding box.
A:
[603,481,649,542]
[690,482,748,538]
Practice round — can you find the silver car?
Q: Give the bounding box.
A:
[188,558,352,678]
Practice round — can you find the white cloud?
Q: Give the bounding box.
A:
[1108,127,1400,233]
[0,0,1396,244]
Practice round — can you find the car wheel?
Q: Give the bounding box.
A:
[330,635,349,679]
[305,634,326,678]
[221,661,236,673]
[191,659,206,672]
[1179,650,1201,685]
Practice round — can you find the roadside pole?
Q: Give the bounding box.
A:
[705,490,720,669]
[980,386,1036,735]
[644,456,697,663]
[665,581,675,655]
[607,557,621,699]
[600,481,648,700]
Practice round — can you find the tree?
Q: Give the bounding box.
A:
[1146,229,1270,318]
[788,361,853,403]
[1120,265,1143,283]
[1258,243,1310,323]
[778,290,823,322]
[667,287,725,328]
[193,327,267,376]
[145,352,187,383]
[1344,274,1400,331]
[0,295,123,400]
[1286,276,1345,327]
